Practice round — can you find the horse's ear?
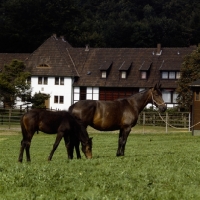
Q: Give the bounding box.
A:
[154,83,158,90]
[154,82,161,90]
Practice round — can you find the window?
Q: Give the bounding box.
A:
[38,77,42,84]
[169,72,175,79]
[176,72,180,79]
[38,77,48,85]
[173,93,178,103]
[121,71,126,79]
[54,96,64,104]
[141,71,147,79]
[37,63,49,68]
[55,77,59,85]
[27,77,31,84]
[161,71,180,80]
[60,77,64,85]
[162,90,177,103]
[161,72,168,79]
[101,71,107,78]
[44,77,48,85]
[74,87,80,102]
[55,77,64,85]
[86,87,99,100]
[196,91,200,101]
[162,91,171,103]
[60,96,64,104]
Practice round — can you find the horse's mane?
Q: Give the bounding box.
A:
[117,87,152,101]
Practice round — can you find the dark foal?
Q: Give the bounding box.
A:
[18,109,92,162]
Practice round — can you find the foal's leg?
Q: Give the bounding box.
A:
[116,127,131,156]
[48,132,64,161]
[63,135,74,159]
[74,140,81,159]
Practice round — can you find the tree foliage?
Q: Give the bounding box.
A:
[0,0,200,52]
[176,47,200,111]
[0,59,31,108]
[31,92,50,108]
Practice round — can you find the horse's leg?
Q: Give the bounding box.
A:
[24,133,34,162]
[25,140,32,162]
[18,140,25,162]
[48,132,64,161]
[116,127,131,156]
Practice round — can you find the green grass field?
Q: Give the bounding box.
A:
[0,126,200,200]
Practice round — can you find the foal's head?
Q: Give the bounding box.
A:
[81,137,93,159]
[151,83,167,112]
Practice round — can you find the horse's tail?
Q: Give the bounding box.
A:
[68,113,88,141]
[20,114,27,140]
[68,103,75,113]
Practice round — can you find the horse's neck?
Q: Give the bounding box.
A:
[128,90,152,113]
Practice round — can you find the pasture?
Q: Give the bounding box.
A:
[1,126,200,199]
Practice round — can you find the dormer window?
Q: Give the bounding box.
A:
[161,71,180,80]
[121,71,126,79]
[101,71,107,78]
[139,61,152,80]
[37,63,50,68]
[141,71,147,79]
[99,61,113,79]
[119,61,132,79]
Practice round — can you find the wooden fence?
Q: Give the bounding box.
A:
[0,108,191,130]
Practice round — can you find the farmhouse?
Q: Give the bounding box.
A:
[0,34,196,109]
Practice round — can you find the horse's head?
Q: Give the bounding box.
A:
[81,137,93,159]
[151,83,167,112]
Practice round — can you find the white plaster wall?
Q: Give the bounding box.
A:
[31,76,73,110]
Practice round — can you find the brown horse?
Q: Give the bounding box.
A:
[18,109,92,162]
[69,83,166,156]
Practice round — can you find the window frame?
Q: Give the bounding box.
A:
[101,71,107,78]
[121,71,127,79]
[161,71,180,80]
[196,91,200,101]
[140,71,147,79]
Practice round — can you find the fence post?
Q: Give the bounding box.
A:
[183,115,186,128]
[166,112,168,133]
[8,109,11,129]
[189,112,191,132]
[143,112,145,134]
[1,114,3,125]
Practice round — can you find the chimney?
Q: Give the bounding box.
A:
[156,43,162,55]
[52,33,57,40]
[85,44,89,51]
[60,35,66,42]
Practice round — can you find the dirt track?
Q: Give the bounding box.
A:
[0,127,21,135]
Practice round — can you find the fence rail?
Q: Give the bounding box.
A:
[0,108,191,131]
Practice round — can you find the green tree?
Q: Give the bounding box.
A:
[0,59,31,108]
[176,47,200,111]
[31,92,50,108]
